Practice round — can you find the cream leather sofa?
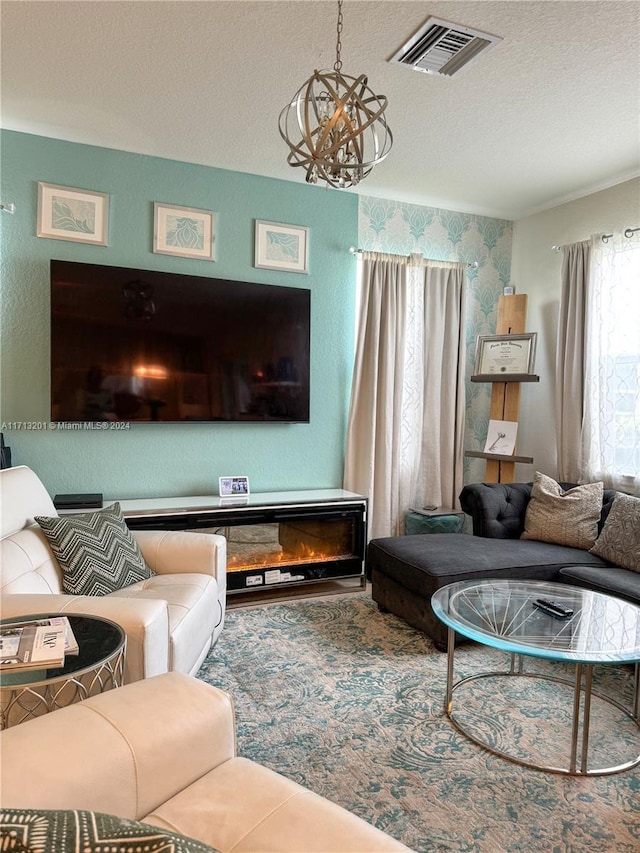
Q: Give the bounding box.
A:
[0,466,226,682]
[0,672,411,852]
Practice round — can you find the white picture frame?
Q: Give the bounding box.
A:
[153,202,216,261]
[483,419,519,455]
[37,182,109,246]
[219,476,250,497]
[254,220,309,274]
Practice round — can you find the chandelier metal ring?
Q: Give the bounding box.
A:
[279,0,392,189]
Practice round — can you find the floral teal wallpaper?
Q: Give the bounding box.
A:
[358,196,513,484]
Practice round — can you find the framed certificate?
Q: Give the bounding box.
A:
[474,333,537,376]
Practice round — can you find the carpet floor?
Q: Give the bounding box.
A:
[197,592,640,853]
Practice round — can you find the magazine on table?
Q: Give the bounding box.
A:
[49,616,79,655]
[0,616,76,671]
[4,616,79,656]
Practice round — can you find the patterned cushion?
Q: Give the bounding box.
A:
[590,492,640,571]
[0,808,219,852]
[521,472,603,550]
[35,503,154,596]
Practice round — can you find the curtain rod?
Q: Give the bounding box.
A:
[349,246,479,269]
[551,226,640,252]
[602,226,640,243]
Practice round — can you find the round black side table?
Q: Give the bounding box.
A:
[0,613,126,729]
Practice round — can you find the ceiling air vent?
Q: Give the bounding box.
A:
[389,17,502,77]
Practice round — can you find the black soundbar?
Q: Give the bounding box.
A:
[53,493,103,510]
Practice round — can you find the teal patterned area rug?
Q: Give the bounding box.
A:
[197,593,640,852]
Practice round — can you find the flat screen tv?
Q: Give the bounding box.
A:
[50,260,311,423]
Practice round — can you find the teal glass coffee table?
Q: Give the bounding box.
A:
[431,579,640,776]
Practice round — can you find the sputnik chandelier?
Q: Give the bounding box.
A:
[279,0,392,189]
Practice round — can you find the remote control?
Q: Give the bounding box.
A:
[533,598,574,619]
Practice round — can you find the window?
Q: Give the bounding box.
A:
[582,233,640,490]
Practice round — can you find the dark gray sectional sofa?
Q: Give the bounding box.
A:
[368,481,640,649]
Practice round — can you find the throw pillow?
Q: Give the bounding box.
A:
[521,472,603,550]
[0,808,220,852]
[35,502,154,596]
[590,492,640,571]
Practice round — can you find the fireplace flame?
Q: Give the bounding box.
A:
[224,519,355,574]
[226,543,350,573]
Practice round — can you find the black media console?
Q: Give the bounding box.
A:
[114,489,367,596]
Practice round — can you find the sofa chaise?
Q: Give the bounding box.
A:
[0,671,411,852]
[0,466,227,682]
[369,479,640,649]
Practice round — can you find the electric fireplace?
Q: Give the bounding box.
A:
[121,490,367,595]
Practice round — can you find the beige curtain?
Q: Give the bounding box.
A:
[344,253,466,539]
[555,241,590,481]
[416,262,467,512]
[343,254,408,540]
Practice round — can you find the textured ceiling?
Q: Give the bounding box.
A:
[1,0,639,219]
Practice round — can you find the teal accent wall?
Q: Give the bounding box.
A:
[358,196,513,484]
[0,131,358,499]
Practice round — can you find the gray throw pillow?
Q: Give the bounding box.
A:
[35,502,154,596]
[0,808,220,852]
[590,492,640,571]
[521,471,603,550]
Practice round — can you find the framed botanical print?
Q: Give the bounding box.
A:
[153,203,216,260]
[37,182,109,246]
[255,220,309,274]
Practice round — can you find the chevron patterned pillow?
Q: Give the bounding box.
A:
[35,502,154,596]
[0,809,220,852]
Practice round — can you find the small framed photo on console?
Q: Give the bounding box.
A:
[219,476,250,497]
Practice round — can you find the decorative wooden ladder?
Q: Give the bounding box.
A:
[465,294,539,483]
